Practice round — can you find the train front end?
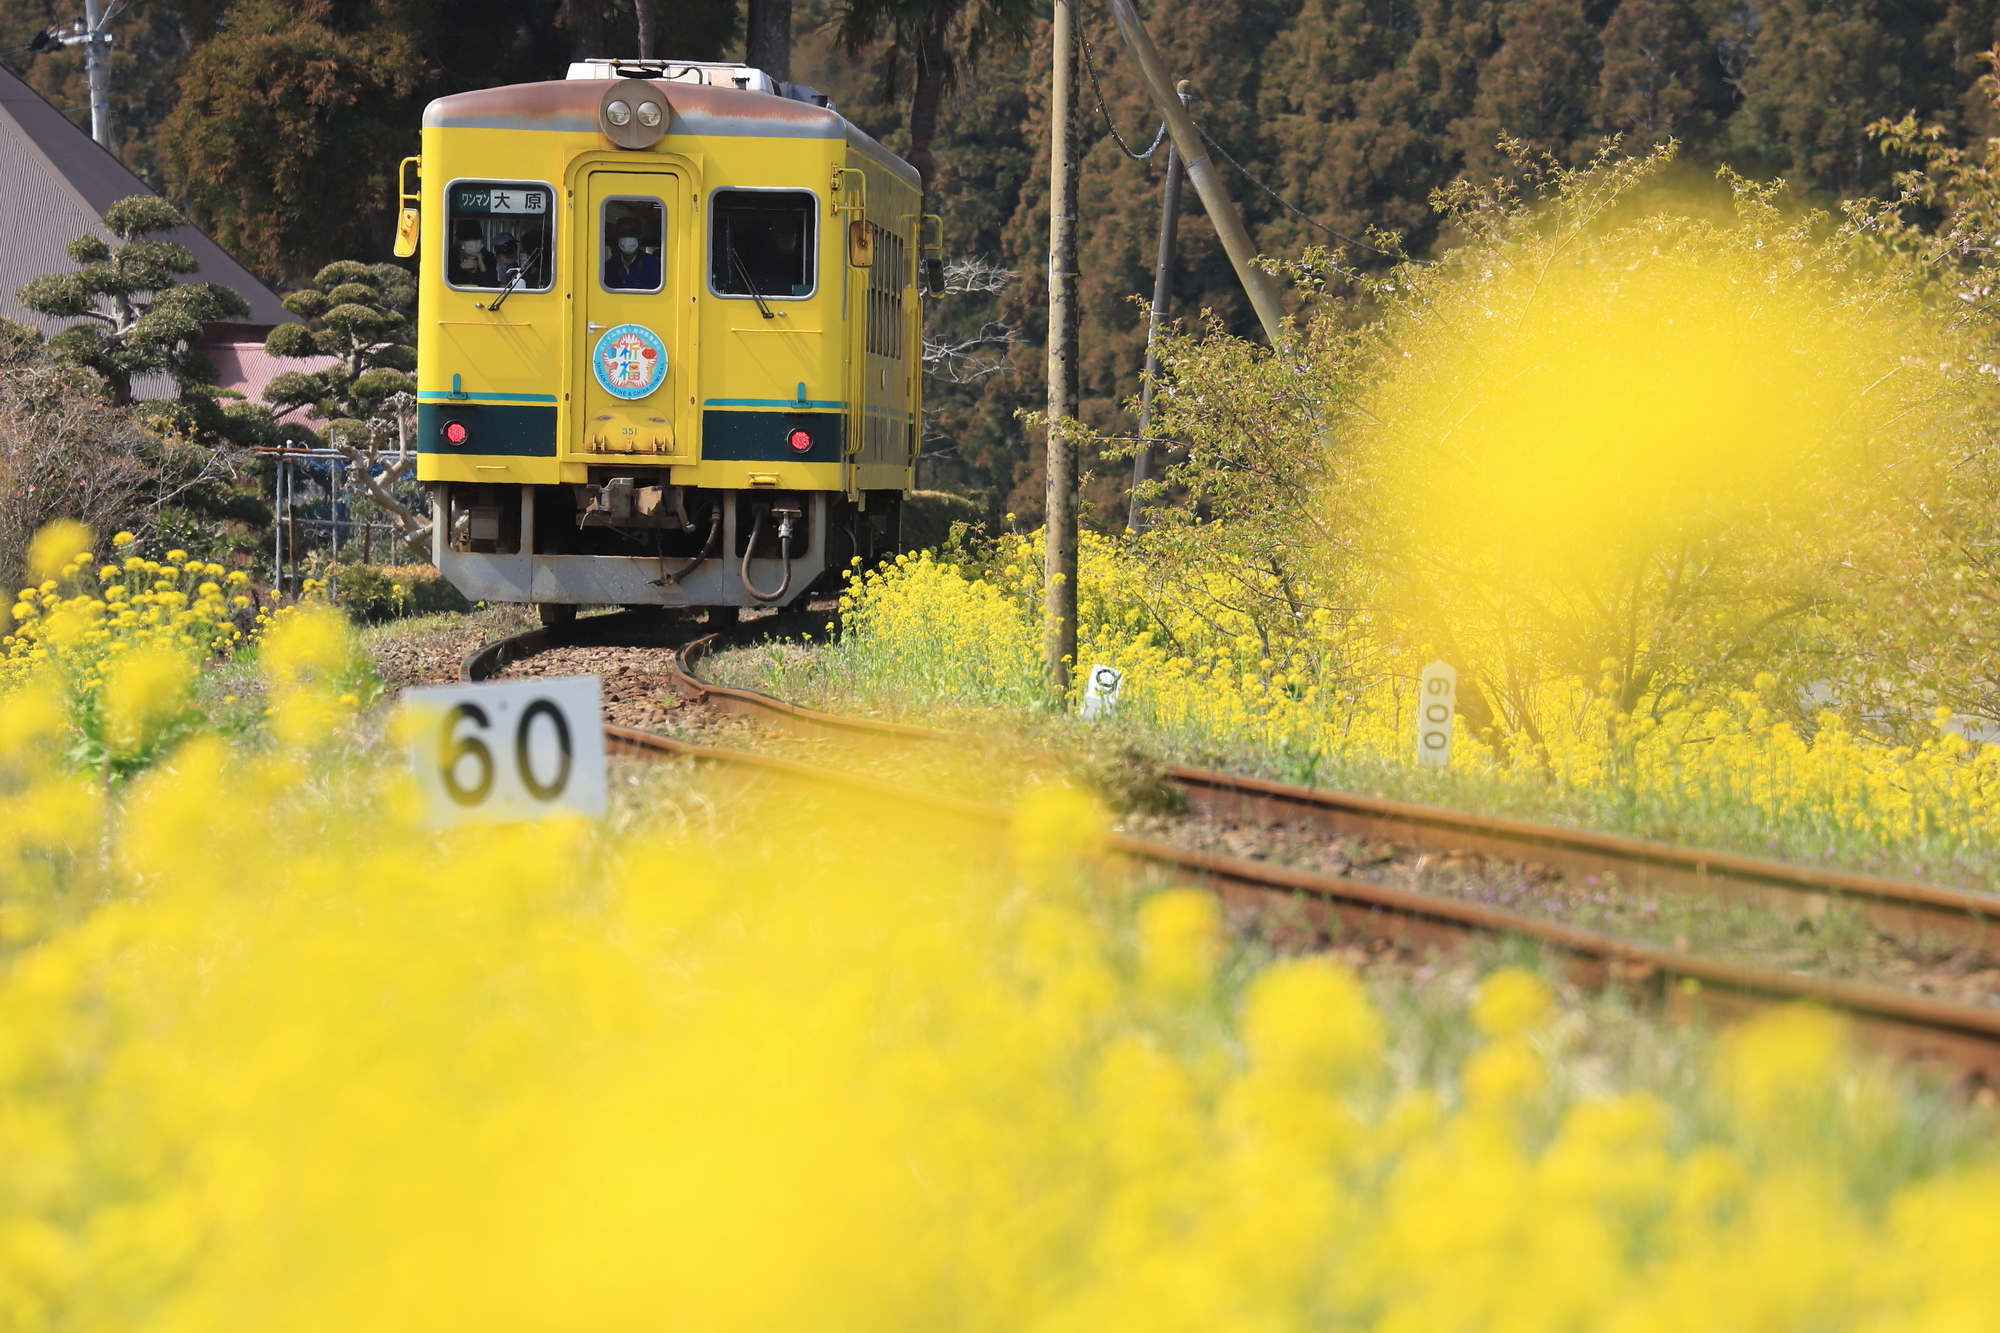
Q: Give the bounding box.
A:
[410,60,923,618]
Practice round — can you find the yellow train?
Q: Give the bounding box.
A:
[403,58,927,622]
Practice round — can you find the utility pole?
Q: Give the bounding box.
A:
[1104,0,1284,343]
[65,0,116,150]
[1128,79,1190,534]
[36,0,121,150]
[1044,0,1081,700]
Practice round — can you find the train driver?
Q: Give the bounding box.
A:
[492,232,523,287]
[605,216,661,290]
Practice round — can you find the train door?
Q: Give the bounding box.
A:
[576,169,690,457]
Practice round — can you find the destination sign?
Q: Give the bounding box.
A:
[452,184,552,217]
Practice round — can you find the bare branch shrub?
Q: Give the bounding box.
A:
[0,336,158,593]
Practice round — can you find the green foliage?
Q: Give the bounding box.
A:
[329,562,472,622]
[1089,138,2000,763]
[262,260,415,440]
[802,0,2000,522]
[13,194,250,407]
[0,317,43,365]
[902,488,987,550]
[832,0,1037,193]
[158,0,426,282]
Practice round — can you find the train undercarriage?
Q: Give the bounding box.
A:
[431,477,902,616]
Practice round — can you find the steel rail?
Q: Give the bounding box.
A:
[462,615,2000,1087]
[665,633,2000,950]
[603,720,2000,1086]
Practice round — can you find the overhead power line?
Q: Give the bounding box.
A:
[1077,30,1167,161]
[1188,119,1403,259]
[1073,13,1405,262]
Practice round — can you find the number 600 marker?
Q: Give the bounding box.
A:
[403,675,608,826]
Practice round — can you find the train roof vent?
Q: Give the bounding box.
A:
[566,59,833,110]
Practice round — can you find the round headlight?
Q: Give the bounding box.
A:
[599,79,667,149]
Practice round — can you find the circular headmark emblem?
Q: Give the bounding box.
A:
[591,323,668,399]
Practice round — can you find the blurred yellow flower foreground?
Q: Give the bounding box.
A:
[0,614,1997,1330]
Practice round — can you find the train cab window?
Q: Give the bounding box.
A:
[447,181,553,291]
[602,197,665,292]
[710,189,816,299]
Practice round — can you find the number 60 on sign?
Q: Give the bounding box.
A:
[403,676,608,826]
[1416,660,1456,768]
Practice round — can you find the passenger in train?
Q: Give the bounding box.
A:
[455,224,497,286]
[605,216,661,290]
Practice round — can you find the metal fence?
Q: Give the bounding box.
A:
[262,446,429,595]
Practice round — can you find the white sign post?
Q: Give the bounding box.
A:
[404,675,608,826]
[1080,663,1124,720]
[1415,660,1456,767]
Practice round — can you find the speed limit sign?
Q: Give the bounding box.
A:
[403,675,608,825]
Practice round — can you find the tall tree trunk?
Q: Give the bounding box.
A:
[561,0,604,61]
[634,0,657,57]
[746,0,791,80]
[905,3,951,197]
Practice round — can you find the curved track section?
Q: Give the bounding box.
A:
[465,617,2000,1088]
[668,635,2000,950]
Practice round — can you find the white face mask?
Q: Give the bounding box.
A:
[461,240,483,254]
[617,237,640,255]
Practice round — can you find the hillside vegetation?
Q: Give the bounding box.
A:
[11,0,2000,519]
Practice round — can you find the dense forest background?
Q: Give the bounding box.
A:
[7,0,1999,525]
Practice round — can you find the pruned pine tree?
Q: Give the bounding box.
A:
[263,260,415,427]
[263,260,428,557]
[14,195,251,407]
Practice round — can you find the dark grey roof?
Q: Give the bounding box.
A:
[0,60,294,337]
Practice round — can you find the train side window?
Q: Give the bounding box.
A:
[447,180,554,292]
[866,225,907,360]
[710,189,816,300]
[602,197,665,293]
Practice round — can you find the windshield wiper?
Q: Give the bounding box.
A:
[729,245,775,319]
[486,248,539,311]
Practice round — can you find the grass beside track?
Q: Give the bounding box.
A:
[701,615,2000,894]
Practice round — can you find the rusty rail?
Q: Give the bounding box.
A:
[464,615,2000,1087]
[666,632,2000,950]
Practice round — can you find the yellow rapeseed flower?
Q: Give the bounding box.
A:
[26,520,91,583]
[98,641,192,755]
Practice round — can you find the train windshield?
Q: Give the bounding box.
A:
[710,189,815,299]
[602,197,665,293]
[447,180,553,291]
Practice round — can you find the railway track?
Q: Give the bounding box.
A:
[463,610,2000,1089]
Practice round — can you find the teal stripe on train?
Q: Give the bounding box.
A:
[417,402,557,456]
[702,410,843,462]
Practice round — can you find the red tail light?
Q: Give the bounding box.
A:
[443,420,470,446]
[787,428,813,453]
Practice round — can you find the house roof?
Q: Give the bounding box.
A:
[0,60,294,336]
